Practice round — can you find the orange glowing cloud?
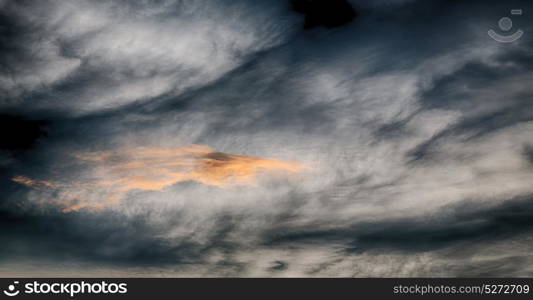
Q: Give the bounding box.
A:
[12,176,61,189]
[12,145,306,212]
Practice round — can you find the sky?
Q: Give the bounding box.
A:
[1,0,533,277]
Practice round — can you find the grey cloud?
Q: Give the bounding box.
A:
[0,0,299,113]
[2,0,533,277]
[524,144,533,164]
[263,194,533,252]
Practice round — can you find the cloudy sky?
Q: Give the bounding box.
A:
[1,0,533,277]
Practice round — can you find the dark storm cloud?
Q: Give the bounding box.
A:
[270,260,289,271]
[256,194,533,277]
[0,209,181,266]
[0,198,246,267]
[452,256,529,277]
[0,115,48,154]
[409,48,533,162]
[524,144,533,164]
[419,48,533,116]
[132,0,532,144]
[263,194,533,253]
[291,0,357,29]
[2,0,533,277]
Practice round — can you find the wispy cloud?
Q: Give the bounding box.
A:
[2,0,533,277]
[13,145,306,212]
